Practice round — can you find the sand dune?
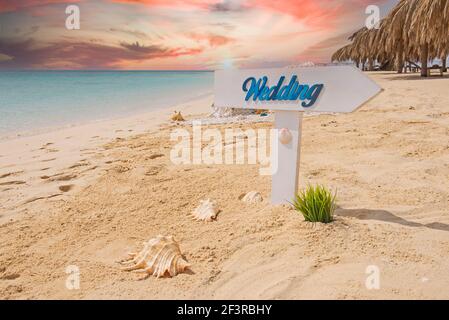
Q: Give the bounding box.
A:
[1,72,449,299]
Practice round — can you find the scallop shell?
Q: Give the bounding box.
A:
[278,128,292,144]
[241,191,263,203]
[192,199,219,222]
[119,235,190,278]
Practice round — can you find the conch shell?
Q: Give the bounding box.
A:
[119,235,190,279]
[192,199,219,222]
[278,128,292,145]
[241,191,263,203]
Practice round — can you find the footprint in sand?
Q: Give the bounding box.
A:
[0,273,20,280]
[22,193,62,205]
[0,180,26,186]
[0,170,24,179]
[81,166,98,173]
[59,185,74,192]
[68,161,90,169]
[112,165,131,173]
[147,153,164,160]
[39,142,54,150]
[81,150,97,156]
[145,166,163,176]
[44,173,78,182]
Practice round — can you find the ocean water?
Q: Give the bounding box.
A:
[0,71,213,135]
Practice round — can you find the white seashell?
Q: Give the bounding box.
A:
[241,191,263,203]
[278,128,292,145]
[120,235,190,278]
[192,199,219,222]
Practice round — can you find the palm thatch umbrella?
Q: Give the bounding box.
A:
[384,0,449,76]
[332,29,374,69]
[349,27,373,70]
[409,0,449,73]
[370,19,392,69]
[331,44,355,63]
[382,0,416,71]
[332,20,389,71]
[332,0,449,76]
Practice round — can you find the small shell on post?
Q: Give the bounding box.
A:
[241,191,263,204]
[278,128,292,145]
[119,235,190,279]
[192,199,219,222]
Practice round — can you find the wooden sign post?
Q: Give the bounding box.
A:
[214,66,381,204]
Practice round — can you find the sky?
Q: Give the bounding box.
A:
[0,0,399,70]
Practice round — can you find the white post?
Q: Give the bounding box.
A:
[271,110,303,205]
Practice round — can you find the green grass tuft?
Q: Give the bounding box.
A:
[292,185,336,223]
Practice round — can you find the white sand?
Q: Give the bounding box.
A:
[0,95,213,223]
[1,72,449,299]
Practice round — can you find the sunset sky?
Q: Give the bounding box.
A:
[0,0,398,70]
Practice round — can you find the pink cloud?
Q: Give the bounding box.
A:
[111,0,389,27]
[188,33,235,47]
[111,0,219,10]
[0,0,395,69]
[248,0,390,28]
[0,0,82,13]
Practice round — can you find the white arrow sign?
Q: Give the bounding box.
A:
[214,66,382,204]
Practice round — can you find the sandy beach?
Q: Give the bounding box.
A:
[1,72,449,299]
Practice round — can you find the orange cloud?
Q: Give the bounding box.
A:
[188,33,235,47]
[0,0,395,69]
[111,0,389,25]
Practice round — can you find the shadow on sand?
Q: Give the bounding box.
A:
[384,74,449,81]
[336,208,449,232]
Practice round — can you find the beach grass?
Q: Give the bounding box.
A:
[292,185,336,223]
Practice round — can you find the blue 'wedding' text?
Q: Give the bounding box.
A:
[242,75,324,107]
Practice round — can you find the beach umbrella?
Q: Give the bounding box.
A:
[331,42,367,69]
[349,25,386,70]
[333,21,389,71]
[333,0,449,75]
[331,28,372,69]
[349,27,372,69]
[331,44,355,63]
[409,0,449,71]
[333,0,449,77]
[384,0,449,76]
[381,0,420,73]
[370,19,392,68]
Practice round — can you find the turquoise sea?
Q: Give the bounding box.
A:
[0,71,213,135]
